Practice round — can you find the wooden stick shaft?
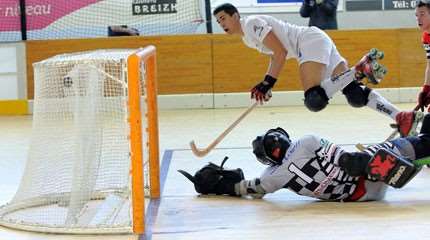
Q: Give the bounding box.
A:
[205,102,258,151]
[190,102,258,157]
[384,129,398,142]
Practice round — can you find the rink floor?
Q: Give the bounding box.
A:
[1,103,429,240]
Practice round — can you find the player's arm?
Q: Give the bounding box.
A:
[251,31,287,103]
[235,178,267,199]
[416,35,430,111]
[236,171,289,199]
[425,59,430,86]
[415,59,430,111]
[263,31,287,79]
[236,162,292,198]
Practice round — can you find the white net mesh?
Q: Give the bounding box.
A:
[0,49,150,234]
[0,0,204,42]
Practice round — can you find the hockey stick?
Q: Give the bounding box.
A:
[384,111,425,142]
[356,128,399,150]
[357,112,426,151]
[355,143,366,152]
[190,102,259,157]
[414,156,430,167]
[386,124,400,141]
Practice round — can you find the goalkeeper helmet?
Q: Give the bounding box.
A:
[252,127,291,166]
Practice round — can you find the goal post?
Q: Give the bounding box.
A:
[127,46,160,234]
[0,46,160,234]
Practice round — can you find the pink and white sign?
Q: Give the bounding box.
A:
[0,0,100,31]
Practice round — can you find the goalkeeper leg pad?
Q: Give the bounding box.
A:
[367,149,420,188]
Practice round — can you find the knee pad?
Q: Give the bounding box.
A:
[338,152,372,176]
[342,82,371,108]
[304,86,329,112]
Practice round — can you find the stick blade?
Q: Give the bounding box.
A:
[189,140,209,158]
[355,143,366,152]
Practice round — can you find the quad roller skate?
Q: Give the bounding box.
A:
[354,48,387,84]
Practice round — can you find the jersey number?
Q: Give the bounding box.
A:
[288,164,313,184]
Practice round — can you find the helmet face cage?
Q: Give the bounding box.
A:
[252,127,291,166]
[252,136,278,166]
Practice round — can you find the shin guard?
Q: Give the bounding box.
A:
[367,149,420,188]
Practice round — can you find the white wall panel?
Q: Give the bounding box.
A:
[0,47,17,73]
[0,74,18,99]
[0,43,26,100]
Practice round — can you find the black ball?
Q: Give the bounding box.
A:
[63,76,73,87]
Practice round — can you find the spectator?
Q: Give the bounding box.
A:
[300,0,338,30]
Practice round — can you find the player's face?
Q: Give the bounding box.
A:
[215,11,240,34]
[416,6,430,32]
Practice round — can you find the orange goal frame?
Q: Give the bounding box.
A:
[127,45,160,234]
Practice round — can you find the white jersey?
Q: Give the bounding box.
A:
[240,15,306,59]
[240,15,345,74]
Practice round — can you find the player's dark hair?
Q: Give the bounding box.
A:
[417,1,430,10]
[213,3,239,16]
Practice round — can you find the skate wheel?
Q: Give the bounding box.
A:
[368,48,378,59]
[371,62,380,69]
[376,65,387,75]
[376,51,384,60]
[375,67,387,79]
[375,72,384,80]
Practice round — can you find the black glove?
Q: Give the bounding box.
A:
[251,75,277,103]
[178,157,244,196]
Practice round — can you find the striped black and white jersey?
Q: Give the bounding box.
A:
[236,135,407,201]
[238,135,360,201]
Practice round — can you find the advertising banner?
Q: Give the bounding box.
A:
[0,0,100,31]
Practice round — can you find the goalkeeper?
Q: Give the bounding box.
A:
[179,113,430,201]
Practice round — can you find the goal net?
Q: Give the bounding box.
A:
[0,0,204,42]
[0,46,159,234]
